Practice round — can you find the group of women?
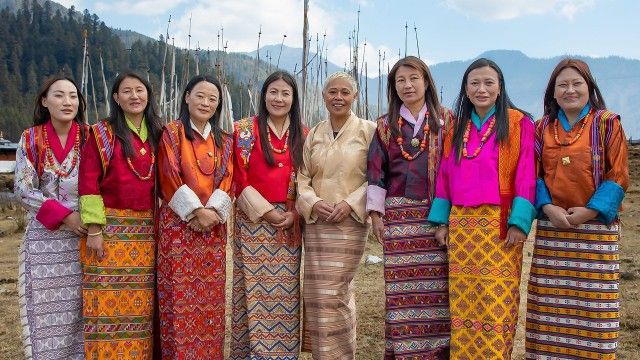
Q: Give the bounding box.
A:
[16,54,628,360]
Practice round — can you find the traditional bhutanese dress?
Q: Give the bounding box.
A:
[367,104,451,359]
[428,107,536,359]
[156,120,233,359]
[525,105,629,360]
[15,121,85,360]
[79,119,156,359]
[296,112,376,358]
[230,116,302,359]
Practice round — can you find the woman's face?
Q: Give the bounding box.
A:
[323,78,357,118]
[41,79,79,124]
[185,81,220,124]
[265,79,293,120]
[554,67,589,115]
[395,65,426,108]
[465,65,500,116]
[113,76,148,118]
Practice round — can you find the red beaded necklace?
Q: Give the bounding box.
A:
[43,126,80,177]
[268,128,289,154]
[462,116,497,159]
[553,117,587,146]
[126,154,154,180]
[126,143,155,181]
[396,112,430,161]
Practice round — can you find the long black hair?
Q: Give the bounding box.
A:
[452,58,528,158]
[543,58,606,121]
[178,75,224,147]
[108,71,163,158]
[257,71,304,168]
[387,56,442,138]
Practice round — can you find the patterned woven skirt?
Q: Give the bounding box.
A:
[156,204,226,359]
[303,218,368,358]
[19,220,84,360]
[383,197,450,360]
[525,219,620,360]
[448,205,524,360]
[230,204,301,359]
[80,208,155,359]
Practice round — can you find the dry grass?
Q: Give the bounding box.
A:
[1,146,640,358]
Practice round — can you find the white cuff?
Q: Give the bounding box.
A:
[206,189,232,223]
[168,184,203,221]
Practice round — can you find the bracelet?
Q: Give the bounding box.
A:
[87,231,102,236]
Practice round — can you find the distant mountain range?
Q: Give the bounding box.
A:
[245,45,640,139]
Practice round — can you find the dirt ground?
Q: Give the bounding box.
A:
[1,145,639,359]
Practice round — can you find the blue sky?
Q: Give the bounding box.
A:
[57,0,638,67]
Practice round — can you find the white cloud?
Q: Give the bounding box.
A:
[167,0,336,52]
[94,0,188,16]
[443,0,595,21]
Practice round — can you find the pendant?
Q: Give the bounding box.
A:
[140,148,147,155]
[207,151,213,157]
[562,156,571,166]
[410,138,420,147]
[278,162,284,168]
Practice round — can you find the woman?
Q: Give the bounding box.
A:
[230,70,305,359]
[525,59,628,359]
[296,72,375,358]
[156,75,233,359]
[16,76,87,360]
[367,56,452,359]
[427,58,536,359]
[79,71,163,359]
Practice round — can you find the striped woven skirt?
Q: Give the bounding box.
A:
[525,219,620,359]
[230,204,301,359]
[383,197,450,360]
[80,208,155,359]
[19,220,84,360]
[303,217,368,358]
[156,204,226,359]
[448,205,524,360]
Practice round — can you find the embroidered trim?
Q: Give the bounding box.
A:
[376,116,391,148]
[92,120,115,176]
[214,134,233,188]
[24,126,44,176]
[235,117,255,168]
[164,121,181,164]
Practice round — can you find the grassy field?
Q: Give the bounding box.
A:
[1,145,639,359]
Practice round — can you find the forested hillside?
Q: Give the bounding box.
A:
[0,0,266,141]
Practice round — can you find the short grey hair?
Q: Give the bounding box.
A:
[323,71,358,93]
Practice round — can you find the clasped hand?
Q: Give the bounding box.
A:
[543,204,597,229]
[188,207,222,232]
[312,200,352,223]
[263,208,295,229]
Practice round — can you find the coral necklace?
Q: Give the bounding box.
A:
[126,143,155,181]
[396,112,429,161]
[43,126,80,177]
[268,128,289,154]
[553,117,587,146]
[462,116,497,159]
